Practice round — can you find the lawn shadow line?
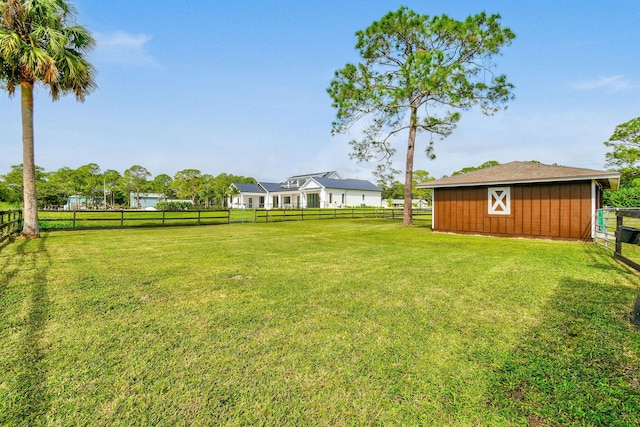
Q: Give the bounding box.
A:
[2,236,53,425]
[486,270,640,426]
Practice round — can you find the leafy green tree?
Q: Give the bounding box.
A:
[603,186,640,207]
[604,117,640,186]
[213,173,255,207]
[0,0,96,238]
[377,178,405,201]
[452,160,500,176]
[328,7,515,225]
[172,169,203,204]
[197,174,216,207]
[1,164,46,204]
[73,163,101,208]
[0,180,10,204]
[39,170,69,208]
[102,169,122,208]
[151,173,174,200]
[412,169,434,204]
[122,165,151,208]
[47,166,75,206]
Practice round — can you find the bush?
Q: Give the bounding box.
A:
[603,186,640,207]
[156,201,192,211]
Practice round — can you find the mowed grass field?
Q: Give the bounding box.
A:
[1,220,639,426]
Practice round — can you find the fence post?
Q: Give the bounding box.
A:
[197,210,201,225]
[120,210,125,228]
[162,210,166,226]
[73,210,77,229]
[615,215,623,255]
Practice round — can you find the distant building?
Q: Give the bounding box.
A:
[389,199,430,209]
[64,196,89,210]
[130,193,166,209]
[229,171,383,209]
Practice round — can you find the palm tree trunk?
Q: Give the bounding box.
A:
[20,82,40,239]
[403,106,418,226]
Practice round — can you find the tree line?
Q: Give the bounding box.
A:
[602,117,640,207]
[0,164,255,209]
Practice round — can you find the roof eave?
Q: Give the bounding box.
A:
[419,174,621,189]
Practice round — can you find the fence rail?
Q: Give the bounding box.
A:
[36,207,432,231]
[606,208,640,272]
[594,208,617,250]
[0,210,23,243]
[252,208,431,223]
[38,209,231,230]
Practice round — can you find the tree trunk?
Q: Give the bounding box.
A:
[403,106,418,226]
[20,82,40,239]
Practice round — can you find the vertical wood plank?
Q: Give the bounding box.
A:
[550,184,561,237]
[581,182,593,240]
[560,184,572,238]
[522,186,532,236]
[540,184,551,237]
[513,185,523,235]
[531,185,541,236]
[570,183,582,238]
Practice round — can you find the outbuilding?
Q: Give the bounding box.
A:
[418,161,620,241]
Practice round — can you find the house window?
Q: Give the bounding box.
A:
[488,187,511,215]
[329,193,333,203]
[248,197,253,208]
[308,193,320,208]
[259,196,265,208]
[284,196,291,205]
[341,194,345,204]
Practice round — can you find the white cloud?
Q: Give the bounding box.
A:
[570,75,636,91]
[93,31,159,68]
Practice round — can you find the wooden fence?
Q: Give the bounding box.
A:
[601,208,640,272]
[34,207,432,231]
[0,210,22,243]
[253,208,431,223]
[38,209,231,230]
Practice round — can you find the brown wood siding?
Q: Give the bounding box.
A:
[433,181,593,240]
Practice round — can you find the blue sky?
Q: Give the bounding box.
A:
[1,0,639,182]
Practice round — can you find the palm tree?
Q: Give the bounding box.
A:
[0,0,96,238]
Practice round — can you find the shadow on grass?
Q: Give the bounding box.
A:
[1,237,53,425]
[488,271,640,426]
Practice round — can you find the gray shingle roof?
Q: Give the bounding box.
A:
[419,161,620,190]
[233,176,382,194]
[232,183,265,193]
[312,178,382,191]
[286,171,337,180]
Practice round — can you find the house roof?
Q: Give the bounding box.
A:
[310,177,382,192]
[286,171,338,180]
[259,182,286,192]
[418,161,620,190]
[232,183,265,193]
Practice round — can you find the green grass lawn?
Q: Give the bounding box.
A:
[1,220,639,425]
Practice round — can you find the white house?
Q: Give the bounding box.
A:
[229,171,383,209]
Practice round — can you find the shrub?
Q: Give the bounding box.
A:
[156,201,191,211]
[603,187,640,207]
